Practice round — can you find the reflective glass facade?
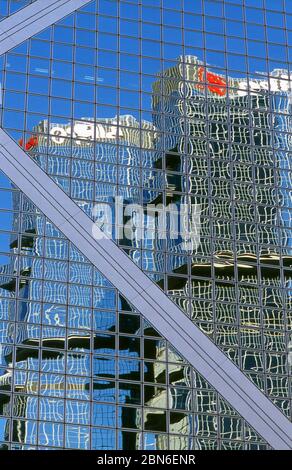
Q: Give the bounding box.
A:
[0,0,291,450]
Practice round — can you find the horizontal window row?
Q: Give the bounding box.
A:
[2,49,291,77]
[0,360,195,386]
[4,57,292,91]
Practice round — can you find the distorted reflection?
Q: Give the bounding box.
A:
[1,0,291,451]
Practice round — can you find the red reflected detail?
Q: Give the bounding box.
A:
[25,136,38,151]
[206,71,227,96]
[18,135,38,151]
[196,67,205,90]
[197,66,227,96]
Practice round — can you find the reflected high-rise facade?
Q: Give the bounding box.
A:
[0,115,166,449]
[0,0,291,450]
[151,56,292,421]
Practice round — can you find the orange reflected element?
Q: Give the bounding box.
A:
[197,66,227,96]
[18,135,38,151]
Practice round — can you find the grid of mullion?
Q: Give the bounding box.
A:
[0,182,263,449]
[0,0,291,450]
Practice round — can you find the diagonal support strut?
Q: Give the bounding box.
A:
[0,0,92,56]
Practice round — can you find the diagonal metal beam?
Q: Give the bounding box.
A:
[0,0,92,56]
[0,129,291,449]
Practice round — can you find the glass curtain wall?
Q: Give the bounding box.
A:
[0,0,291,450]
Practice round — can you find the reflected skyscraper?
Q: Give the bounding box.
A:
[151,55,292,421]
[0,114,161,448]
